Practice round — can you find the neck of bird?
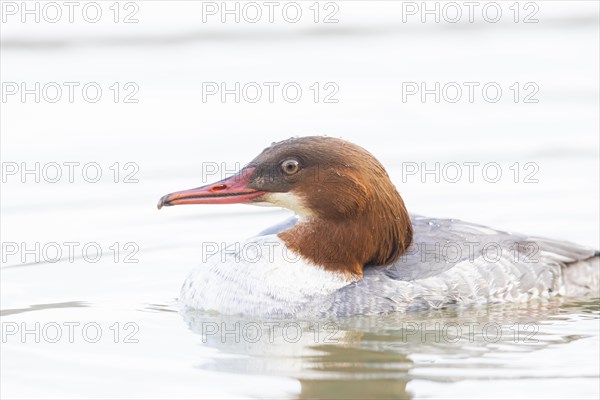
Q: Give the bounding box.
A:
[278,196,413,278]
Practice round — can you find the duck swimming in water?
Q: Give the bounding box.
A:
[158,136,599,318]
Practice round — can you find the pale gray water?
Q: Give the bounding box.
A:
[1,2,599,398]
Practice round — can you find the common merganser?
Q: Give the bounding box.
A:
[158,136,599,318]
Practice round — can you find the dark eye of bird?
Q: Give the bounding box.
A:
[281,159,300,175]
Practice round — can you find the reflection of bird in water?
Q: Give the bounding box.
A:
[181,298,598,399]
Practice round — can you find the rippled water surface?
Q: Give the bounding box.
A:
[2,290,599,398]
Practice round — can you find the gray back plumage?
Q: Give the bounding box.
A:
[258,215,599,317]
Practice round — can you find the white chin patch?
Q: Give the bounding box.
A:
[256,192,314,218]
